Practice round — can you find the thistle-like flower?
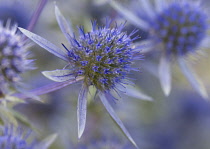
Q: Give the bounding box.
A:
[18,4,152,148]
[0,125,56,149]
[0,21,34,95]
[109,0,209,98]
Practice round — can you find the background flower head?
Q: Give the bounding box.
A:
[109,0,210,98]
[0,125,34,149]
[0,124,56,149]
[0,21,34,94]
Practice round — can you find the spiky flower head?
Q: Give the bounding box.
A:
[110,0,209,98]
[0,125,34,149]
[152,2,208,57]
[0,21,34,94]
[0,125,56,149]
[62,20,140,92]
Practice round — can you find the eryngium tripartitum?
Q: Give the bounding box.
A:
[62,20,140,92]
[19,5,143,148]
[0,21,34,94]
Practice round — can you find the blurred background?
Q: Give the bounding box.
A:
[1,0,210,148]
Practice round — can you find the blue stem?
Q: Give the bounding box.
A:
[27,0,48,31]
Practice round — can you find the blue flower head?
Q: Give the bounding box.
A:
[0,21,34,94]
[0,125,56,149]
[18,5,150,148]
[61,20,139,92]
[110,0,209,99]
[152,2,208,57]
[0,125,34,149]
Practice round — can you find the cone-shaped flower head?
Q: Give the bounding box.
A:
[152,2,208,57]
[0,125,56,149]
[0,21,34,94]
[62,20,139,92]
[109,0,209,98]
[18,5,151,149]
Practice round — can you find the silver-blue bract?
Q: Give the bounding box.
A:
[0,21,34,94]
[109,0,209,99]
[18,4,151,149]
[0,125,56,149]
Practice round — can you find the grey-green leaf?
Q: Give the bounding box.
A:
[0,106,18,126]
[42,69,74,82]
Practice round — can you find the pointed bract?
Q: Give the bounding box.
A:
[159,55,171,96]
[108,0,149,31]
[138,0,155,18]
[116,84,153,101]
[55,4,73,39]
[34,134,57,149]
[42,69,74,82]
[178,58,208,100]
[77,84,88,139]
[99,93,139,149]
[18,27,69,61]
[154,0,165,12]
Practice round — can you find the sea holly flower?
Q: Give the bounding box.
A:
[109,0,209,99]
[18,4,153,148]
[0,125,56,149]
[0,21,35,95]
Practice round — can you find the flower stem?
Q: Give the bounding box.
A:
[27,0,48,31]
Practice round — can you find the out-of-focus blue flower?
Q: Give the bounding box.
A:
[0,125,56,149]
[145,92,210,149]
[0,21,35,94]
[18,4,154,148]
[0,125,34,149]
[109,0,209,99]
[77,137,134,149]
[0,0,33,28]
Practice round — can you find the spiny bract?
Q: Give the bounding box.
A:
[63,21,140,92]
